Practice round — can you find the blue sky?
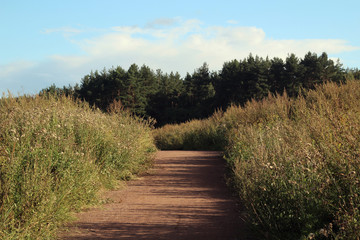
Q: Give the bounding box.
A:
[1,0,359,95]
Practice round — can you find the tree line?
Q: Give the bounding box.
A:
[41,52,360,126]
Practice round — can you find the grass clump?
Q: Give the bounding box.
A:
[225,81,360,239]
[0,94,156,239]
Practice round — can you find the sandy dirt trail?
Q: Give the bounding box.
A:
[60,151,254,240]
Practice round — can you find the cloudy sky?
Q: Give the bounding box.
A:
[1,0,359,95]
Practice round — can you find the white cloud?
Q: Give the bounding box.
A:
[0,60,36,78]
[227,20,239,25]
[145,18,178,28]
[43,27,82,35]
[1,19,359,94]
[71,20,357,73]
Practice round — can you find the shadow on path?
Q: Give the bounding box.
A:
[60,151,256,240]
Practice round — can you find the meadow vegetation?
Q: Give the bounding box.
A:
[153,110,226,150]
[154,80,360,239]
[0,95,156,239]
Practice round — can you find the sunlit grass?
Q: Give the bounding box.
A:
[225,81,360,239]
[0,94,156,239]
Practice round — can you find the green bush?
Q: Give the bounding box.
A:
[0,94,156,239]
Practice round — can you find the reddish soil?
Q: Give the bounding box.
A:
[60,151,255,240]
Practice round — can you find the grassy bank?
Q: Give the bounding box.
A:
[155,80,360,239]
[153,110,226,151]
[0,95,156,239]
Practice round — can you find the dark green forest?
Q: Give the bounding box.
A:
[41,52,360,126]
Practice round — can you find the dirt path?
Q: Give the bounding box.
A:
[60,151,254,240]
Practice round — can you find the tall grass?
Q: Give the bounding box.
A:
[155,80,360,239]
[153,110,226,151]
[225,81,360,239]
[0,94,156,239]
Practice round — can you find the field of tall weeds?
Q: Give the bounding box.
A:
[0,94,156,239]
[153,110,226,151]
[155,80,360,239]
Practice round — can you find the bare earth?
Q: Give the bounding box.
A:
[60,151,254,240]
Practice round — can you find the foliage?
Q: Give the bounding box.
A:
[0,94,156,239]
[42,52,351,127]
[39,84,80,98]
[345,68,360,81]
